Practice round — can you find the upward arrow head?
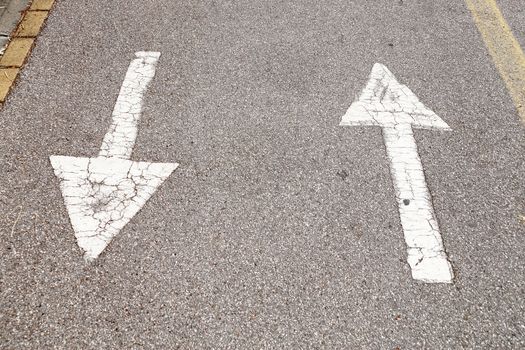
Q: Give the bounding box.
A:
[340,63,450,130]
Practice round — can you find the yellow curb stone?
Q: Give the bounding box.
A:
[0,38,34,67]
[0,1,55,105]
[30,0,55,11]
[0,68,20,102]
[15,11,48,37]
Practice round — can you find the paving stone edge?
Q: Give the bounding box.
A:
[0,0,55,103]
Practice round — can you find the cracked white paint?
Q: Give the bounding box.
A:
[340,63,454,283]
[99,51,161,159]
[50,51,178,261]
[50,156,176,261]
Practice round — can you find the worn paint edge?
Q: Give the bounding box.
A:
[465,0,525,124]
[0,0,55,103]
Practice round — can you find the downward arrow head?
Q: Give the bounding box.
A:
[50,155,178,261]
[340,63,450,130]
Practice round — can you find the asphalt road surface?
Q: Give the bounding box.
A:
[1,0,524,348]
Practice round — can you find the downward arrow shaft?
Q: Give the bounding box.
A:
[99,51,161,159]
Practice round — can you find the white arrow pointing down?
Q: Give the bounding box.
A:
[50,52,178,261]
[340,63,454,283]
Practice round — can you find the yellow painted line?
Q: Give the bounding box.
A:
[465,0,525,123]
[0,0,55,103]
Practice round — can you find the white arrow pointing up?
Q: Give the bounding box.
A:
[340,63,454,283]
[50,52,178,262]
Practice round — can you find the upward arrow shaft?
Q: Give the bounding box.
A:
[382,124,453,282]
[99,51,161,159]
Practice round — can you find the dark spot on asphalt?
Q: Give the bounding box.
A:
[337,169,348,180]
[403,199,410,205]
[388,43,394,47]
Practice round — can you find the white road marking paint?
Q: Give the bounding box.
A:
[50,52,178,261]
[49,157,176,261]
[340,63,454,283]
[99,51,161,159]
